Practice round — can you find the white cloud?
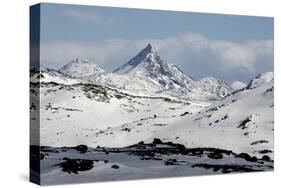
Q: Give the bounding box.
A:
[231,81,247,90]
[41,33,273,82]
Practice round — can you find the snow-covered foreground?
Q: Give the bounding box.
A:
[35,140,273,185]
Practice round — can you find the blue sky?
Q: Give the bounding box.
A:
[40,3,274,84]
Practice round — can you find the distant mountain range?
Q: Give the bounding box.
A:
[32,43,240,101]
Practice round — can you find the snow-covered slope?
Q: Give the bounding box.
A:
[30,65,81,85]
[153,76,274,158]
[246,72,273,89]
[30,81,206,147]
[59,58,106,79]
[30,71,273,158]
[91,74,273,157]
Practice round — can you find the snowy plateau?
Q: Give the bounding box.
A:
[30,44,274,185]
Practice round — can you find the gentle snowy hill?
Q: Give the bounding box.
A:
[30,81,206,147]
[59,58,106,79]
[30,65,81,85]
[88,73,273,157]
[30,71,273,158]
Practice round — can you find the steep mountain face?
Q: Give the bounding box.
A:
[113,43,194,90]
[85,44,186,98]
[113,44,193,89]
[96,44,233,100]
[59,58,106,79]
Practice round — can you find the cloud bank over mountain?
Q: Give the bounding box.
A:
[41,32,273,83]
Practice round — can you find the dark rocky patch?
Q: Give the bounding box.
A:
[192,164,262,173]
[261,155,272,162]
[236,153,257,162]
[206,107,218,113]
[258,150,272,154]
[111,164,119,169]
[264,86,273,94]
[214,119,220,123]
[121,128,131,132]
[250,140,269,145]
[57,158,94,174]
[180,112,191,116]
[238,116,252,129]
[221,114,229,120]
[74,145,88,153]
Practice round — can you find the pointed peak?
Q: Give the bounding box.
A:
[113,43,161,74]
[143,43,156,53]
[146,43,153,50]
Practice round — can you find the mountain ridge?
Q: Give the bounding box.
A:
[34,44,276,100]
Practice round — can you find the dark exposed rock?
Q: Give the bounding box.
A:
[236,153,257,162]
[121,128,131,132]
[264,86,273,94]
[221,114,229,120]
[138,141,144,145]
[57,158,93,174]
[238,116,252,129]
[206,107,218,113]
[180,111,191,116]
[111,164,119,169]
[258,150,272,154]
[153,138,163,145]
[261,155,271,162]
[192,164,261,173]
[75,145,88,153]
[250,140,269,145]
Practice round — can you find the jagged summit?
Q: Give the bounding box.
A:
[113,43,161,74]
[59,57,106,78]
[95,43,233,100]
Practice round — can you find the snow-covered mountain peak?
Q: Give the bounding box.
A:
[95,44,233,100]
[59,57,106,78]
[113,43,161,74]
[247,72,273,89]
